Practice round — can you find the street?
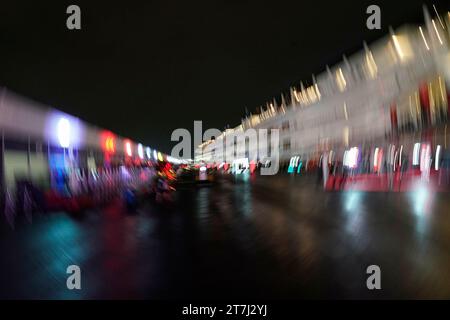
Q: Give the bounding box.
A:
[1,174,449,299]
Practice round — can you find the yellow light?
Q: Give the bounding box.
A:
[336,68,347,92]
[314,84,321,100]
[438,76,447,103]
[293,89,300,102]
[392,34,404,60]
[343,126,349,147]
[157,152,164,162]
[365,50,378,78]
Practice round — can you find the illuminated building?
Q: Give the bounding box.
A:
[195,8,450,167]
[0,89,172,193]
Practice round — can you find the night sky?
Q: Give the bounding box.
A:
[0,0,448,153]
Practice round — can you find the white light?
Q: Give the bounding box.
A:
[168,156,181,165]
[289,157,295,167]
[336,68,347,91]
[389,145,395,165]
[419,27,430,50]
[374,148,379,167]
[125,142,132,157]
[435,145,441,171]
[146,147,151,159]
[394,151,398,171]
[420,144,431,172]
[57,118,71,148]
[153,150,158,160]
[433,5,445,29]
[392,34,404,60]
[432,19,443,45]
[138,143,144,159]
[344,147,358,168]
[343,150,349,167]
[413,143,420,166]
[348,147,358,168]
[399,145,403,166]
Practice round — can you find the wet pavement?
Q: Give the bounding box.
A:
[1,174,450,299]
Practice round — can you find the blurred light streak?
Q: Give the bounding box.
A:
[138,143,144,159]
[419,26,430,50]
[413,143,421,165]
[345,191,361,212]
[125,140,132,157]
[336,68,347,91]
[365,50,378,78]
[392,34,405,60]
[433,5,445,29]
[435,145,441,171]
[347,147,358,169]
[432,19,443,45]
[399,145,403,165]
[374,148,379,167]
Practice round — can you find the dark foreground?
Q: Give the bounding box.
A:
[1,174,450,299]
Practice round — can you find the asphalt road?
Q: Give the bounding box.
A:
[1,174,449,299]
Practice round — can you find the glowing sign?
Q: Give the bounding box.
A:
[57,118,71,148]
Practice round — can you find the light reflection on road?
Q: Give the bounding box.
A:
[0,174,449,299]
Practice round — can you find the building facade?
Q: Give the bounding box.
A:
[195,9,450,168]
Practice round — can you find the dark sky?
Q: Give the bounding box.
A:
[0,0,448,153]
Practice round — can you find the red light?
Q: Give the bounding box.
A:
[101,131,116,154]
[250,160,256,173]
